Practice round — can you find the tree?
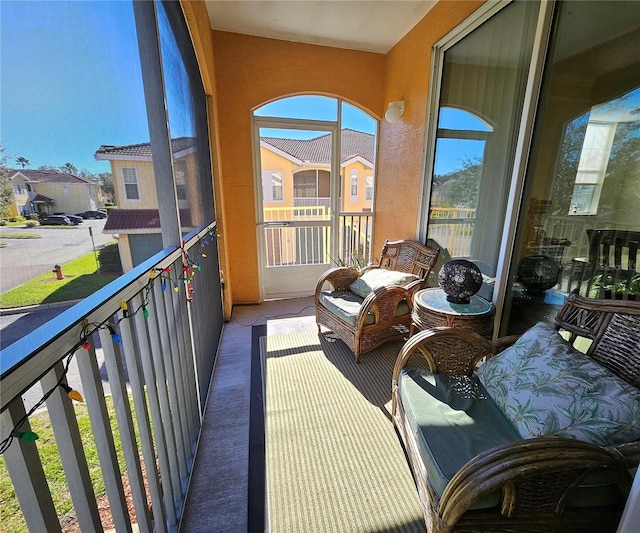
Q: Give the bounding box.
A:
[99,172,114,199]
[441,156,482,209]
[0,146,16,218]
[60,162,78,175]
[16,156,30,168]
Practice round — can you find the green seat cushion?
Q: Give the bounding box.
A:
[319,290,410,327]
[348,268,420,298]
[398,369,521,509]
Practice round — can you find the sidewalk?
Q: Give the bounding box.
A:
[0,299,82,316]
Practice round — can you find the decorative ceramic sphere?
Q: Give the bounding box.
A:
[438,259,483,304]
[517,255,559,294]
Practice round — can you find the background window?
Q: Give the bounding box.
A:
[272,172,283,201]
[123,167,140,200]
[175,161,188,200]
[365,177,373,200]
[350,170,358,198]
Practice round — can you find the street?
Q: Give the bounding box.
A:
[0,219,115,293]
[0,304,110,410]
[0,220,117,409]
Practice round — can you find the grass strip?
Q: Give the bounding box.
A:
[0,233,41,239]
[0,251,119,309]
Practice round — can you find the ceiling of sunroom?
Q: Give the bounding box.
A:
[205,0,437,53]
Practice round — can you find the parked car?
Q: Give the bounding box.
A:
[76,210,108,219]
[43,215,73,226]
[63,214,83,224]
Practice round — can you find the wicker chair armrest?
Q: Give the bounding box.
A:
[356,285,413,329]
[438,437,632,528]
[392,327,494,385]
[404,277,427,295]
[314,267,361,301]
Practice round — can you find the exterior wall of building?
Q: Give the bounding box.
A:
[38,182,99,214]
[259,146,301,211]
[208,30,385,304]
[183,0,484,307]
[110,160,158,210]
[10,174,101,215]
[10,176,30,215]
[341,159,374,213]
[259,146,373,214]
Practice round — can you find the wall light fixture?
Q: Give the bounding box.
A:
[385,100,405,123]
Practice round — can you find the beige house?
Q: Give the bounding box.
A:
[95,137,201,270]
[9,169,102,216]
[261,129,375,214]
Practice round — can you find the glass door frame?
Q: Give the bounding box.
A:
[417,0,556,336]
[252,115,341,301]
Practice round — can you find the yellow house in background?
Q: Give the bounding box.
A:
[8,169,102,216]
[261,129,375,215]
[95,137,204,271]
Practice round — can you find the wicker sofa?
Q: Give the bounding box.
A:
[392,291,640,532]
[315,239,439,363]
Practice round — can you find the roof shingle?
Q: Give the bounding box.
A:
[95,137,196,158]
[104,209,193,233]
[10,169,94,185]
[261,128,375,165]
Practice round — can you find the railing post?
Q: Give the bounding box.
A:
[42,363,103,532]
[120,304,169,533]
[133,292,179,529]
[76,341,133,532]
[99,320,153,532]
[1,400,62,532]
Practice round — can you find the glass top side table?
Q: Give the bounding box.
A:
[411,288,495,339]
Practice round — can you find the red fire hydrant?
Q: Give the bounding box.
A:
[53,264,63,280]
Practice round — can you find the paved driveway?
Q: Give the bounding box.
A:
[0,219,116,293]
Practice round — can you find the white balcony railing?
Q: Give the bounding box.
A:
[0,222,223,533]
[262,209,373,268]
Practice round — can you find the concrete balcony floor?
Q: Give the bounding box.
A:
[181,296,317,532]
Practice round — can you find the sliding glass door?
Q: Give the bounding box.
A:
[503,1,640,334]
[424,0,540,301]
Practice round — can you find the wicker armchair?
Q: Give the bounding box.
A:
[392,291,640,532]
[315,239,439,363]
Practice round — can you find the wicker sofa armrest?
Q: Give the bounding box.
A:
[393,327,495,380]
[437,437,633,529]
[314,267,361,300]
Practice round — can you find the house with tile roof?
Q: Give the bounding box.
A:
[95,137,201,269]
[260,129,375,214]
[8,169,103,217]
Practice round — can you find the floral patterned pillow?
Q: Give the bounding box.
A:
[476,322,640,447]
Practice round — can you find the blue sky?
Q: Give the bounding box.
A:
[1,1,475,177]
[1,1,147,174]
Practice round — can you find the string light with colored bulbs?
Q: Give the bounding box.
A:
[0,227,219,453]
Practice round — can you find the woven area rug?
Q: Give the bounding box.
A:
[262,331,425,532]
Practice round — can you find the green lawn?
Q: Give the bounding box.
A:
[0,233,41,239]
[0,396,132,532]
[0,251,119,309]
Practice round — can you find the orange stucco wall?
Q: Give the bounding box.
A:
[211,31,385,304]
[183,0,484,309]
